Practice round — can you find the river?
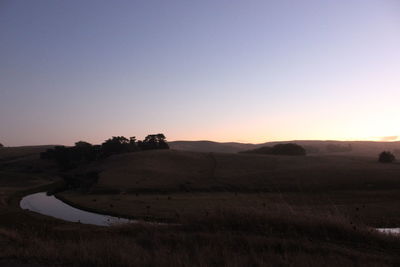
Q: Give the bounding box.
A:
[20,192,400,233]
[20,192,134,226]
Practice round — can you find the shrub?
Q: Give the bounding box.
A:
[378,151,395,163]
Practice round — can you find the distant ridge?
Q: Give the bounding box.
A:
[169,140,400,157]
[168,140,254,153]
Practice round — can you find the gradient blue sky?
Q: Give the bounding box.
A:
[1,0,399,146]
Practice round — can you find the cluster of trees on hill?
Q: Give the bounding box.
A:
[41,134,169,170]
[240,143,306,156]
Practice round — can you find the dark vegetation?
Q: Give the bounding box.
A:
[0,142,3,148]
[1,207,400,267]
[241,143,306,156]
[379,151,396,163]
[39,134,169,191]
[41,134,169,170]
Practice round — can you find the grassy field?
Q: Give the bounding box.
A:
[0,146,54,161]
[60,189,400,227]
[60,150,400,227]
[1,146,400,266]
[81,149,400,193]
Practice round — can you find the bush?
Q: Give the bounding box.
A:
[378,151,395,163]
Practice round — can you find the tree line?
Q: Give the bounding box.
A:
[41,134,169,170]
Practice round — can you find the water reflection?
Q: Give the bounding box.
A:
[20,192,134,226]
[20,193,400,232]
[376,228,400,235]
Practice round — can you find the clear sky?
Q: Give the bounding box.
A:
[1,0,399,146]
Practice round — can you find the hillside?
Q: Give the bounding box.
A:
[59,149,400,227]
[169,140,400,157]
[0,145,55,161]
[81,149,400,194]
[169,140,254,153]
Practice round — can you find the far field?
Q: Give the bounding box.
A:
[61,149,400,226]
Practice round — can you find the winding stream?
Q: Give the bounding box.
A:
[20,192,400,233]
[376,228,400,235]
[20,192,134,226]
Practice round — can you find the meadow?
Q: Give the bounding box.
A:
[1,145,400,266]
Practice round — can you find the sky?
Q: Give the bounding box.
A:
[1,0,399,146]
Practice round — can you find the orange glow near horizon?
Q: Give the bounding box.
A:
[1,1,399,147]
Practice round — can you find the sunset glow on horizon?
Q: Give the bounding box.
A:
[1,0,399,146]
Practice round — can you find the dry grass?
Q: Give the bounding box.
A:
[61,150,400,228]
[81,150,400,193]
[1,208,399,267]
[0,146,54,161]
[59,189,400,227]
[2,148,400,266]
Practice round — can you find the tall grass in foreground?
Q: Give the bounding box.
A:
[0,207,399,267]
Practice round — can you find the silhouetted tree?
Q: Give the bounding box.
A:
[138,134,169,150]
[41,134,169,170]
[41,141,99,169]
[378,151,395,163]
[73,141,99,162]
[45,146,75,170]
[157,133,169,149]
[75,141,92,148]
[101,136,130,156]
[0,143,3,148]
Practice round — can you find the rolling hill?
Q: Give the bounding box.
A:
[79,149,400,194]
[169,140,400,157]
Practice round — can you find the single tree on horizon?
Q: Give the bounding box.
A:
[378,151,395,163]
